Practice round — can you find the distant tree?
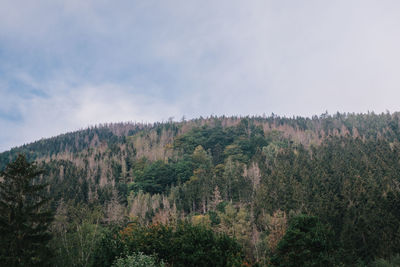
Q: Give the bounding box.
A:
[0,154,54,266]
[271,214,337,267]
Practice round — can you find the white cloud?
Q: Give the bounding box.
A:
[1,0,400,150]
[72,84,181,125]
[0,76,181,151]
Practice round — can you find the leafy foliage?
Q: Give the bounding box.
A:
[112,252,165,267]
[50,201,105,266]
[94,222,244,267]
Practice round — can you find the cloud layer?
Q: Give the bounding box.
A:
[1,0,400,151]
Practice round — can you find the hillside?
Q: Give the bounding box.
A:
[1,112,400,266]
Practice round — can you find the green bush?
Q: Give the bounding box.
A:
[112,252,165,267]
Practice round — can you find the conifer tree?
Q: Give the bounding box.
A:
[0,154,53,266]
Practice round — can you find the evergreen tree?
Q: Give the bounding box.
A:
[271,215,337,267]
[0,154,53,266]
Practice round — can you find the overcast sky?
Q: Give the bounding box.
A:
[1,0,400,152]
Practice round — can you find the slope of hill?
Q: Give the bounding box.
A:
[1,112,400,266]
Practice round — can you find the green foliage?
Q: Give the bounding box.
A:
[208,210,221,225]
[370,254,400,267]
[131,157,194,195]
[92,226,126,267]
[112,252,165,267]
[3,115,400,266]
[50,201,105,267]
[173,122,267,165]
[133,160,175,194]
[0,154,54,266]
[0,126,125,167]
[169,223,244,267]
[271,215,337,267]
[170,155,194,183]
[216,201,229,213]
[256,137,400,264]
[94,222,245,267]
[174,125,234,162]
[41,160,93,203]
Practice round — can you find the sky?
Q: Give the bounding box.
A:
[1,0,400,152]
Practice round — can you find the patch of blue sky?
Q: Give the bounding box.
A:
[4,78,48,99]
[0,109,23,122]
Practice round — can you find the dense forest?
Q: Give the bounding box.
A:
[1,112,400,266]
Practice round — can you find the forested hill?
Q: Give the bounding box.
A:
[3,112,400,165]
[1,112,400,266]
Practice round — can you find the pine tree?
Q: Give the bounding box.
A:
[0,154,53,266]
[271,215,336,267]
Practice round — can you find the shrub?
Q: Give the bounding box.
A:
[112,252,165,267]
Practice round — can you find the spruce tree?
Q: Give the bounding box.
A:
[0,154,53,266]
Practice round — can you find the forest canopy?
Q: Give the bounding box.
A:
[1,113,400,266]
